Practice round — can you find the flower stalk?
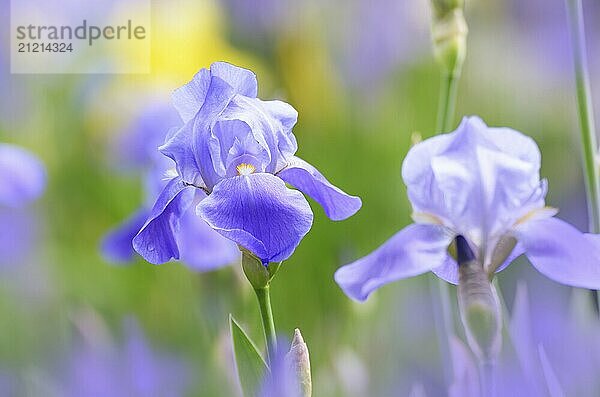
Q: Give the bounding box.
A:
[255,286,277,363]
[565,0,600,311]
[431,0,468,133]
[241,249,280,363]
[565,0,600,235]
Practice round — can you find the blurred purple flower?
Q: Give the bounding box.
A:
[336,0,428,91]
[0,144,46,208]
[102,102,239,271]
[133,62,361,265]
[0,144,45,266]
[335,116,600,301]
[65,318,190,397]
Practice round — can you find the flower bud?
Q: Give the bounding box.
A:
[285,329,312,397]
[455,236,502,363]
[240,248,281,290]
[430,1,468,76]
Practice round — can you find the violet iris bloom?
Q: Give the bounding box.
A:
[133,62,361,265]
[65,318,190,397]
[0,144,46,208]
[335,116,600,301]
[102,102,239,271]
[0,144,45,265]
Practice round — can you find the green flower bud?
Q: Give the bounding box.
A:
[240,247,281,290]
[431,0,464,18]
[430,2,468,76]
[285,329,312,397]
[456,236,502,363]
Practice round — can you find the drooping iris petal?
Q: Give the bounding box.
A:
[133,177,195,264]
[161,76,235,188]
[102,209,150,263]
[514,217,600,289]
[278,156,362,221]
[197,173,313,263]
[177,203,240,271]
[0,144,46,208]
[334,224,453,301]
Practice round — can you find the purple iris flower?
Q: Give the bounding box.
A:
[0,144,46,208]
[101,102,239,271]
[64,318,190,397]
[335,116,600,301]
[0,144,46,266]
[132,62,361,265]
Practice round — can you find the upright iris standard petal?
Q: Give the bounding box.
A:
[402,116,545,247]
[171,62,258,123]
[102,209,150,263]
[133,177,195,264]
[161,76,235,188]
[278,156,362,221]
[514,217,600,289]
[334,224,453,301]
[209,61,258,98]
[197,173,313,263]
[0,144,46,208]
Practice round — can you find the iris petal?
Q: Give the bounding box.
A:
[335,224,453,301]
[161,76,235,188]
[133,177,195,264]
[177,204,240,271]
[515,217,600,289]
[196,173,313,263]
[102,209,150,263]
[278,156,362,221]
[0,144,46,208]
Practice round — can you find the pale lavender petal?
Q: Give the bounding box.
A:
[197,173,313,263]
[515,217,600,289]
[101,209,150,263]
[0,144,46,208]
[448,336,479,397]
[172,68,211,123]
[210,61,258,98]
[278,156,362,221]
[334,224,453,302]
[132,177,195,264]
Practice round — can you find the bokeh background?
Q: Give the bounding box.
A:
[1,0,600,395]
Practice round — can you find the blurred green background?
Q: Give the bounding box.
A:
[1,0,599,395]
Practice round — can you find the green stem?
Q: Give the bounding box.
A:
[436,71,461,133]
[565,0,600,234]
[254,286,277,363]
[565,0,600,311]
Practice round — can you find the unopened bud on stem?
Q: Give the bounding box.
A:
[430,0,468,77]
[456,236,502,363]
[240,247,281,290]
[285,329,312,397]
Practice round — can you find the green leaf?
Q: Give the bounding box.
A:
[230,314,268,397]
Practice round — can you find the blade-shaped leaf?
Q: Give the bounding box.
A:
[230,314,268,397]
